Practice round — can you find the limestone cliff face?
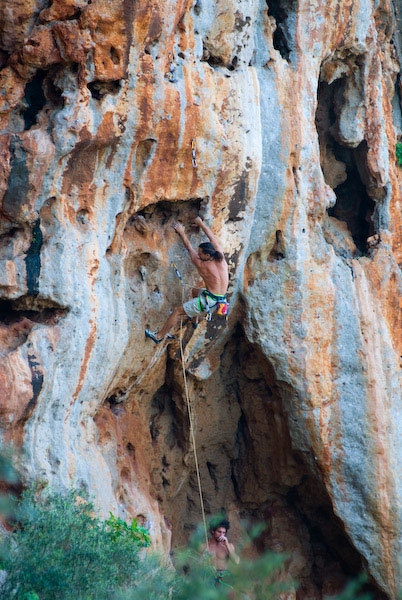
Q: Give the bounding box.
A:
[1,0,402,596]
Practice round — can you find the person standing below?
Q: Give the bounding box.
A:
[145,216,229,343]
[204,519,240,587]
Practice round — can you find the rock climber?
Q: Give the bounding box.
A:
[145,216,229,343]
[203,518,239,587]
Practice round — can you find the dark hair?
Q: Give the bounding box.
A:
[210,518,230,532]
[198,242,224,261]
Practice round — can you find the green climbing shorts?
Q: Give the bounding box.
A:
[183,290,217,318]
[215,569,234,588]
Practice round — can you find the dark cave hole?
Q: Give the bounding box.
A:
[76,208,90,226]
[315,79,376,255]
[285,483,388,599]
[66,9,82,20]
[126,442,135,456]
[0,298,67,325]
[268,229,286,261]
[329,144,376,254]
[0,226,24,242]
[201,45,225,68]
[135,197,205,226]
[201,45,237,71]
[0,49,9,69]
[266,0,296,62]
[285,483,363,576]
[229,330,386,598]
[106,390,126,405]
[110,46,120,65]
[44,70,64,108]
[27,353,44,405]
[87,79,121,100]
[21,70,47,130]
[194,0,202,15]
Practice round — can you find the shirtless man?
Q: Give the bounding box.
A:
[145,216,229,343]
[204,519,239,586]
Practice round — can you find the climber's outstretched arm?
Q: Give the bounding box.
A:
[173,222,199,263]
[194,216,224,254]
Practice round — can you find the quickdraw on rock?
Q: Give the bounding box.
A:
[166,52,176,82]
[171,262,185,287]
[191,138,197,168]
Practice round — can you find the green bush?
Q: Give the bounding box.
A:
[396,142,402,166]
[106,513,151,547]
[0,488,144,600]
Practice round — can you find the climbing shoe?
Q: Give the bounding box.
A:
[145,329,163,344]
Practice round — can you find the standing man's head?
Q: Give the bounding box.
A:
[198,242,224,262]
[210,518,230,538]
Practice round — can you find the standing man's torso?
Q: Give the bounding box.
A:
[207,540,230,570]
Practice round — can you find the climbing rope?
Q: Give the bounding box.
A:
[179,325,209,548]
[173,263,209,548]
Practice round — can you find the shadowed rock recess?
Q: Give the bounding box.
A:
[0,0,401,597]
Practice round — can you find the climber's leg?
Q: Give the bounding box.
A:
[145,305,187,343]
[157,305,186,338]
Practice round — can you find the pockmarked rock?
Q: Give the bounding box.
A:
[0,0,401,597]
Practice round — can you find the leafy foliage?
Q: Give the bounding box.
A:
[0,488,143,600]
[396,142,402,166]
[106,512,151,547]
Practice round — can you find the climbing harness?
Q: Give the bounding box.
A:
[203,290,229,320]
[191,138,197,168]
[171,264,229,322]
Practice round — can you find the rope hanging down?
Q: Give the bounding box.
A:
[173,263,208,548]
